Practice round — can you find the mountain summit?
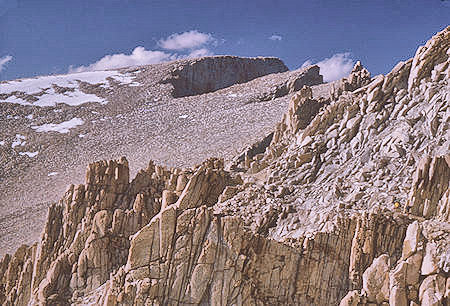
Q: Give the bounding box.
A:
[0,26,449,305]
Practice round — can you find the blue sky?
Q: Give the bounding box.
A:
[0,0,449,81]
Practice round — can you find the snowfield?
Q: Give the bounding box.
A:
[0,70,141,107]
[31,118,85,133]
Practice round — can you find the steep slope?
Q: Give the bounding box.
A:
[0,27,449,306]
[0,57,322,257]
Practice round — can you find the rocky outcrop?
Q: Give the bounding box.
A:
[0,158,172,304]
[218,26,449,304]
[1,27,449,305]
[230,60,370,174]
[340,152,450,305]
[97,208,408,305]
[0,157,241,305]
[408,26,450,91]
[161,56,289,97]
[405,154,450,221]
[330,60,372,100]
[256,65,323,101]
[0,54,299,259]
[341,220,449,306]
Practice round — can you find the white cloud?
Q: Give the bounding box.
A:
[158,30,214,50]
[301,60,313,68]
[302,53,354,82]
[269,35,282,41]
[187,48,213,58]
[0,55,13,72]
[69,31,217,72]
[69,47,175,73]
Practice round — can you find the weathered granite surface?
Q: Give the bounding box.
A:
[1,26,449,306]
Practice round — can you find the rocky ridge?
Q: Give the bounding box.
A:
[0,27,449,305]
[0,56,319,257]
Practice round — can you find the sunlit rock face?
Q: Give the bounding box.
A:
[0,27,449,305]
[0,56,314,258]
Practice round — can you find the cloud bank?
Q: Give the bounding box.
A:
[158,30,214,50]
[269,35,282,41]
[69,47,175,73]
[0,55,13,72]
[69,30,216,73]
[302,53,354,82]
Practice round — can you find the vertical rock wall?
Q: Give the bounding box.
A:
[161,56,289,97]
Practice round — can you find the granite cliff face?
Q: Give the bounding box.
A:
[0,27,449,305]
[0,56,316,257]
[161,56,289,97]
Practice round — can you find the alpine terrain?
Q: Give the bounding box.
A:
[0,26,449,305]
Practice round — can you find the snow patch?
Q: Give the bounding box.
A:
[36,88,105,107]
[78,133,86,138]
[3,96,32,106]
[0,140,5,146]
[0,70,141,107]
[179,114,188,119]
[19,151,38,158]
[32,118,84,134]
[11,134,26,148]
[48,172,58,176]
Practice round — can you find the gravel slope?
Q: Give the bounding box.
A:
[0,56,323,256]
